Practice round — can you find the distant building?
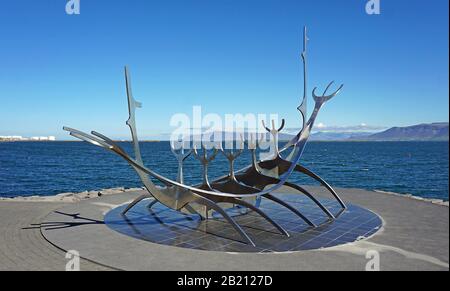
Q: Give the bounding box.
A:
[31,136,57,141]
[0,136,24,141]
[0,135,56,142]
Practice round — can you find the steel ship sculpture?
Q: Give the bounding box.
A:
[64,27,346,246]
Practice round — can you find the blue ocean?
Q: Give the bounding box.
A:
[0,141,448,201]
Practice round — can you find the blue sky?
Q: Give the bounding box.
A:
[0,0,448,139]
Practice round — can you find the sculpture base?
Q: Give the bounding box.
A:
[36,188,449,270]
[104,193,381,252]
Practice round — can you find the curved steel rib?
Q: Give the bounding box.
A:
[284,182,334,219]
[263,193,315,227]
[88,130,154,215]
[294,165,346,209]
[229,162,334,221]
[233,200,290,237]
[192,195,255,246]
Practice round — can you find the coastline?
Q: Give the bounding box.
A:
[0,187,144,203]
[1,186,448,207]
[373,190,449,207]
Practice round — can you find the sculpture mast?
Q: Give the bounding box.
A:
[281,27,309,155]
[125,66,144,166]
[299,26,308,130]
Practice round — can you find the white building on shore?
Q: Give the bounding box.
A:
[30,136,56,141]
[0,135,56,142]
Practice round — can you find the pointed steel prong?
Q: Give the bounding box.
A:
[258,133,265,147]
[278,119,286,132]
[323,83,344,102]
[220,150,231,160]
[226,135,244,160]
[237,133,245,151]
[192,144,200,158]
[208,148,219,162]
[170,144,177,156]
[170,140,181,156]
[334,83,344,96]
[249,133,255,149]
[63,126,87,135]
[64,127,112,149]
[238,144,244,156]
[193,145,218,163]
[234,148,244,159]
[261,120,271,133]
[183,149,193,160]
[323,81,335,96]
[215,141,224,152]
[248,133,260,150]
[91,130,113,142]
[171,140,192,162]
[312,82,344,103]
[312,87,320,100]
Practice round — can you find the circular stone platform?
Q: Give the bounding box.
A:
[37,188,450,271]
[104,195,382,253]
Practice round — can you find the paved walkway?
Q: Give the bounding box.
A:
[0,201,112,271]
[0,187,448,271]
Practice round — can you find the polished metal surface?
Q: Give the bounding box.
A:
[64,27,347,246]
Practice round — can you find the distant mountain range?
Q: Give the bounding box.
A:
[309,122,448,141]
[309,131,376,141]
[143,122,449,142]
[353,122,449,141]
